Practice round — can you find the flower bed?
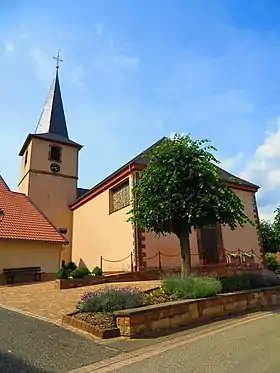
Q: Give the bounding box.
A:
[62,271,280,339]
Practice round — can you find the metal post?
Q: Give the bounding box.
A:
[130,252,134,272]
[100,256,103,273]
[158,251,162,271]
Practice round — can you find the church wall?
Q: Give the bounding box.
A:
[27,172,75,262]
[0,240,61,283]
[72,177,134,272]
[221,189,263,265]
[29,138,78,178]
[18,137,79,263]
[143,230,200,270]
[142,188,263,269]
[18,141,32,193]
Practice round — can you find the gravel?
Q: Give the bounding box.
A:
[0,307,119,373]
[73,312,116,329]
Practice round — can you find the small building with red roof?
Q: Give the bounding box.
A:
[0,175,67,283]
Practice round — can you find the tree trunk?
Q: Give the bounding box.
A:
[178,229,191,277]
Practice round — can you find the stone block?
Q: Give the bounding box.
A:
[188,303,199,319]
[271,294,280,306]
[224,300,247,313]
[150,317,171,331]
[201,304,224,318]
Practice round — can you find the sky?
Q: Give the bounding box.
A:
[1,0,280,221]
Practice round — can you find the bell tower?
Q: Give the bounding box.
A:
[18,50,82,262]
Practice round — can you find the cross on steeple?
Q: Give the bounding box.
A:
[53,48,63,69]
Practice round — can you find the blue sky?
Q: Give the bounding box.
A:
[1,0,280,220]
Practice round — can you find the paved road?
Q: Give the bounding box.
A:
[2,306,280,373]
[0,307,118,373]
[107,311,280,373]
[72,310,280,373]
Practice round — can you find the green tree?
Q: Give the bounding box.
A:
[260,207,280,253]
[128,134,252,277]
[260,220,277,253]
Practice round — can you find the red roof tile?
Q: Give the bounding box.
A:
[0,176,67,243]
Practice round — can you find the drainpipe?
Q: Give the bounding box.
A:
[129,164,139,272]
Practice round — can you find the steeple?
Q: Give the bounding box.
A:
[19,50,82,156]
[35,69,69,139]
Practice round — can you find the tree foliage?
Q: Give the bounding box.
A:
[128,134,253,276]
[260,207,280,253]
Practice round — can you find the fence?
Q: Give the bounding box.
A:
[100,248,263,273]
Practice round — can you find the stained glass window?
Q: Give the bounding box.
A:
[111,181,130,212]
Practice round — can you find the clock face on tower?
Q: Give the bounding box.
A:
[50,163,60,173]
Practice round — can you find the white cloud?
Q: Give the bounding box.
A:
[255,118,280,159]
[219,152,243,171]
[70,66,85,86]
[95,22,104,37]
[240,117,280,189]
[113,54,139,70]
[29,47,53,85]
[20,32,29,40]
[237,117,280,221]
[5,42,14,53]
[258,204,275,222]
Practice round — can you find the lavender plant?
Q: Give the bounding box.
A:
[77,286,143,314]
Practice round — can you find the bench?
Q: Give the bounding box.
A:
[3,267,44,285]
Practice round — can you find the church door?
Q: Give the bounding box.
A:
[199,224,220,265]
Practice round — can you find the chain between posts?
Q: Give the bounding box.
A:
[100,248,263,272]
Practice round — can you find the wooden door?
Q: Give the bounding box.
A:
[199,224,220,264]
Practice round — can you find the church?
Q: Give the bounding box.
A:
[0,65,264,283]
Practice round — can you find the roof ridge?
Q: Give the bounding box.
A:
[0,174,11,191]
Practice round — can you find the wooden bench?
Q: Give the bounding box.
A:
[3,267,44,285]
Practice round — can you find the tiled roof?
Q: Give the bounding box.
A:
[0,175,67,243]
[72,137,259,207]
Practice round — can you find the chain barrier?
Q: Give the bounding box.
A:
[100,248,263,272]
[102,253,132,263]
[100,253,134,272]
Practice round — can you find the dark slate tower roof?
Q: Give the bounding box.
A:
[35,70,69,138]
[19,69,82,156]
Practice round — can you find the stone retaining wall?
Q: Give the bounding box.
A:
[55,265,260,289]
[114,287,280,337]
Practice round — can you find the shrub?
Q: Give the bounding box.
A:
[64,261,77,273]
[92,266,102,276]
[71,266,90,279]
[220,275,251,293]
[56,267,69,279]
[162,276,222,299]
[71,269,84,279]
[77,286,143,314]
[265,253,279,272]
[245,270,280,288]
[220,271,280,293]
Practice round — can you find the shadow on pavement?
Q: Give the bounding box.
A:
[0,350,54,373]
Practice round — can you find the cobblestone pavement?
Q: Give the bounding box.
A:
[0,280,161,321]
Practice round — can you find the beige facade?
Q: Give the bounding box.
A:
[0,240,62,283]
[222,189,262,264]
[142,187,262,269]
[71,172,263,272]
[72,176,134,272]
[18,137,79,262]
[144,230,200,269]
